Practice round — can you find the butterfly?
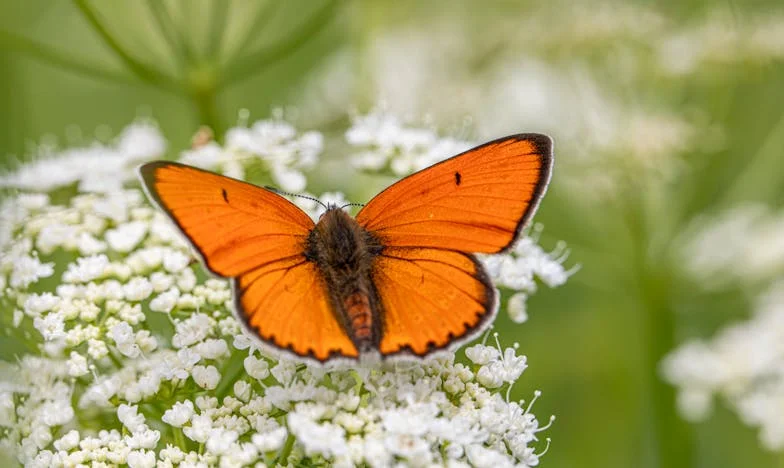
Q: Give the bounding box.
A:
[138,134,553,364]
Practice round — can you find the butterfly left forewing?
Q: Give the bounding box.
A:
[139,162,359,362]
[139,161,315,277]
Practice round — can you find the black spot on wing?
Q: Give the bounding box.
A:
[221,188,228,203]
[455,171,462,186]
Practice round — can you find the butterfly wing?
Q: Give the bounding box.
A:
[139,162,357,361]
[356,134,552,254]
[356,135,553,357]
[373,247,495,356]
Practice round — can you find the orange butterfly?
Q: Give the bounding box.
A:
[138,134,553,363]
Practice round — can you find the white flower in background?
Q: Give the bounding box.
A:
[678,204,784,288]
[0,121,164,193]
[662,281,784,450]
[664,203,784,450]
[0,114,565,465]
[656,11,784,76]
[180,110,322,193]
[347,110,473,175]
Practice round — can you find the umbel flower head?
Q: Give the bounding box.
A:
[0,113,568,466]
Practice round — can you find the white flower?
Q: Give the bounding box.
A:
[194,338,229,360]
[67,352,89,377]
[118,404,146,433]
[10,255,54,288]
[678,204,784,287]
[663,281,784,449]
[252,426,288,452]
[53,430,80,451]
[183,413,213,443]
[244,355,270,380]
[162,250,190,273]
[465,344,500,365]
[507,292,529,324]
[149,287,180,313]
[127,449,156,468]
[63,254,110,283]
[33,312,65,341]
[234,380,252,402]
[124,277,154,301]
[23,293,61,316]
[191,365,220,390]
[205,428,238,455]
[111,322,141,358]
[288,412,349,458]
[106,221,148,252]
[172,313,214,348]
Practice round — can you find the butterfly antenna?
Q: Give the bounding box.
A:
[340,202,366,210]
[264,186,328,210]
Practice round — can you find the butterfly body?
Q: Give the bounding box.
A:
[304,207,384,352]
[139,133,553,364]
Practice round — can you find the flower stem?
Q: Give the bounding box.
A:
[277,431,296,465]
[0,30,142,87]
[215,350,246,399]
[221,0,341,87]
[71,0,181,93]
[624,194,694,468]
[191,85,224,140]
[640,269,694,468]
[173,426,187,451]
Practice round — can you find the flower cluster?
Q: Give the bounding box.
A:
[180,110,322,193]
[677,204,784,288]
[0,117,564,466]
[0,122,165,193]
[664,205,784,450]
[346,111,473,176]
[480,226,576,324]
[662,282,784,450]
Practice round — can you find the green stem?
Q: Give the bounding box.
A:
[720,111,784,206]
[640,268,694,468]
[173,426,187,450]
[205,0,230,59]
[277,431,296,464]
[222,0,341,87]
[224,0,281,64]
[191,85,224,140]
[146,0,192,68]
[71,0,180,92]
[0,29,144,87]
[623,192,694,468]
[214,350,247,399]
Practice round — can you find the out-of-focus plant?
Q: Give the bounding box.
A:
[0,0,343,138]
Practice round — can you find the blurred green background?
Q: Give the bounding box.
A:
[3,1,784,467]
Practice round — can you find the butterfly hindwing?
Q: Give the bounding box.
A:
[235,258,358,361]
[373,247,495,357]
[139,162,358,361]
[356,134,553,254]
